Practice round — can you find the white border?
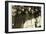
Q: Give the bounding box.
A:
[8,2,44,32]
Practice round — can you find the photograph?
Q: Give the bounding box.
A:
[5,1,45,33]
[12,5,41,28]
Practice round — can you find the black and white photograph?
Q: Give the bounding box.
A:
[12,5,41,28]
[5,1,45,33]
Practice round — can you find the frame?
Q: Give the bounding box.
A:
[5,1,45,33]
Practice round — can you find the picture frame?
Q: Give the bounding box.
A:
[5,1,45,33]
